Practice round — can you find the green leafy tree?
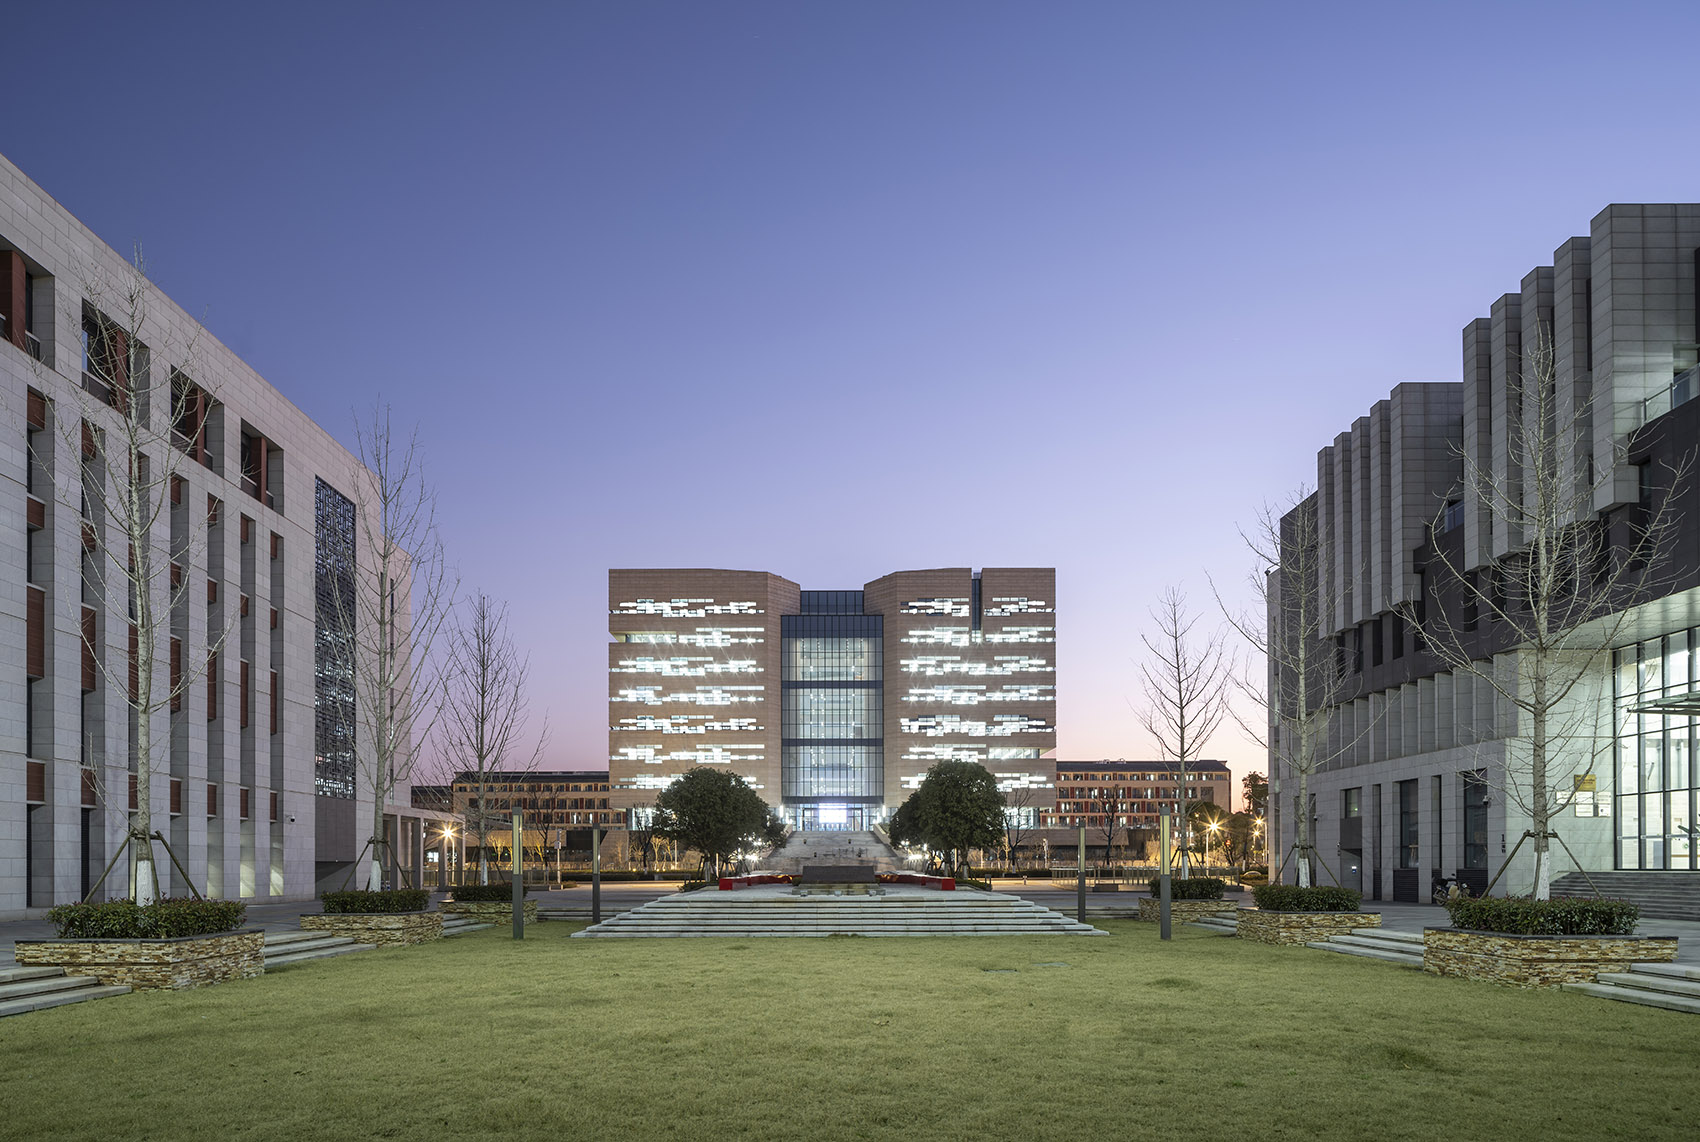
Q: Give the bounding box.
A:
[1241,771,1268,819]
[652,768,775,880]
[891,761,1006,875]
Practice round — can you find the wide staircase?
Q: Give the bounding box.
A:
[1306,927,1424,966]
[1550,872,1700,920]
[0,966,130,1018]
[1563,963,1700,1014]
[572,886,1105,938]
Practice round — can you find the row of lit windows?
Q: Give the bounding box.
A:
[611,657,762,676]
[984,596,1053,616]
[612,715,763,734]
[904,684,1053,705]
[900,713,1051,737]
[901,654,1054,677]
[903,597,970,616]
[985,626,1055,644]
[611,685,765,706]
[613,628,766,646]
[611,745,766,765]
[614,598,763,617]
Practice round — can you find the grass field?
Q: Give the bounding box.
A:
[4,920,1696,1141]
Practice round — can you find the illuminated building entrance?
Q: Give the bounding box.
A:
[781,592,884,831]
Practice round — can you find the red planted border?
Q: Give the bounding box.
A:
[877,872,956,891]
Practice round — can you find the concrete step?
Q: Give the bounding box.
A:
[0,972,122,1002]
[442,920,493,935]
[1562,981,1700,1014]
[1326,933,1423,954]
[0,966,66,986]
[1622,962,1700,982]
[263,933,359,956]
[1595,971,1700,1000]
[1306,940,1423,967]
[0,980,131,1019]
[1353,928,1423,946]
[264,942,377,968]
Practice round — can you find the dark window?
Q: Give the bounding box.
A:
[1390,613,1405,660]
[1371,618,1384,668]
[1397,779,1419,869]
[1462,772,1489,870]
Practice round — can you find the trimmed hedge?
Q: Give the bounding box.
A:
[1145,876,1227,901]
[1253,884,1364,912]
[1443,895,1640,935]
[320,889,430,914]
[447,884,533,902]
[47,897,247,939]
[558,870,667,882]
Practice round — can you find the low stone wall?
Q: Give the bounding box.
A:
[302,911,443,947]
[1136,898,1236,923]
[1422,928,1678,988]
[1236,910,1380,946]
[442,899,538,925]
[15,929,264,990]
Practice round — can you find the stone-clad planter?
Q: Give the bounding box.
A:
[1237,910,1380,946]
[14,929,264,991]
[1422,928,1678,988]
[1137,898,1237,923]
[302,911,443,947]
[442,899,537,925]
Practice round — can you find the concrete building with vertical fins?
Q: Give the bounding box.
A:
[0,152,441,916]
[1270,204,1700,910]
[608,567,1056,828]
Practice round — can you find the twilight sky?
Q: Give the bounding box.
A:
[9,2,1700,806]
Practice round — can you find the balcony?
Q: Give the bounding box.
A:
[1642,364,1699,424]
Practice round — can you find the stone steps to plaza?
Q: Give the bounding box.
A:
[0,965,131,1018]
[263,930,376,969]
[1563,963,1700,1014]
[1305,928,1424,967]
[571,888,1105,938]
[1550,872,1700,920]
[1187,912,1242,936]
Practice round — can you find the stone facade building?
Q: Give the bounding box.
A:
[0,152,440,915]
[609,567,1056,828]
[1270,204,1700,902]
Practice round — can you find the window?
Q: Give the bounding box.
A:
[1462,772,1489,871]
[1398,780,1419,869]
[1391,613,1405,660]
[1441,500,1465,533]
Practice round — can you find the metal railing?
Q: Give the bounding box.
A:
[1642,364,1698,424]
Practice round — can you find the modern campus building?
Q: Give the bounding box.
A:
[1,153,442,915]
[1269,204,1700,903]
[608,567,1056,828]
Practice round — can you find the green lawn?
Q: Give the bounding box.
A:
[5,920,1697,1141]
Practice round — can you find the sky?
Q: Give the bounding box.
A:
[9,1,1700,810]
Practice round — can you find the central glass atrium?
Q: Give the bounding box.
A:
[781,591,883,828]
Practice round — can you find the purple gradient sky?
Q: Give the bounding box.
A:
[10,3,1700,806]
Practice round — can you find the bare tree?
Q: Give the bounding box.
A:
[437,591,548,884]
[994,777,1043,871]
[1092,784,1131,873]
[1399,329,1689,899]
[1215,494,1367,887]
[1136,586,1230,877]
[334,405,454,891]
[36,249,228,903]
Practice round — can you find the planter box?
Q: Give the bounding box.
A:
[442,899,537,925]
[1137,898,1236,923]
[14,929,263,991]
[1422,927,1679,988]
[302,911,443,947]
[1236,910,1380,946]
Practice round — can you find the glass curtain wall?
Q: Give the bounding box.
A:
[1614,631,1697,869]
[781,595,883,823]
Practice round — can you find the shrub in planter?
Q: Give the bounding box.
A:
[447,883,533,902]
[1145,876,1226,900]
[320,889,430,914]
[1442,895,1639,936]
[1253,884,1363,912]
[47,897,247,939]
[678,881,708,892]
